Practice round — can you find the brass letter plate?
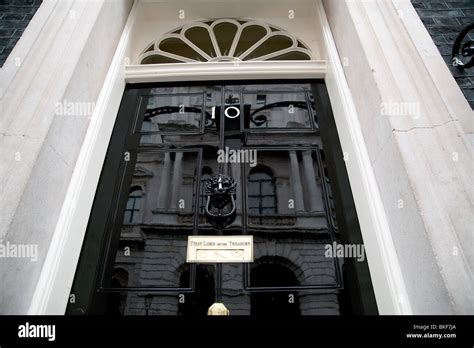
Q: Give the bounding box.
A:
[186,235,253,263]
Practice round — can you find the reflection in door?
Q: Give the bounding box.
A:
[67,82,377,316]
[250,258,299,317]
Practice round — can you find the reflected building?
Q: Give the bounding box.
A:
[99,83,351,316]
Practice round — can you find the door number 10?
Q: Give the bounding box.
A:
[211,106,240,119]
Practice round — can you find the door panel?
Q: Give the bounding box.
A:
[243,148,341,291]
[102,150,201,290]
[67,80,377,316]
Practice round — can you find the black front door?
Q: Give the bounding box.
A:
[67,80,377,316]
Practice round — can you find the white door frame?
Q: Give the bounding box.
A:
[28,0,412,315]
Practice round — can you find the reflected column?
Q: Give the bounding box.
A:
[289,150,305,212]
[302,151,324,212]
[157,152,171,209]
[231,162,242,213]
[170,152,183,210]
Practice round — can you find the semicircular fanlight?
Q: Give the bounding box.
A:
[137,19,313,64]
[158,37,207,61]
[184,26,216,57]
[234,25,267,57]
[213,21,239,56]
[242,34,294,60]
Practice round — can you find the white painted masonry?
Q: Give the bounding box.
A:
[323,0,473,314]
[0,0,134,314]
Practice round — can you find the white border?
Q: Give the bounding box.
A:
[29,0,411,314]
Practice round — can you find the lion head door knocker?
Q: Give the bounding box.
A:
[452,23,474,69]
[204,174,237,229]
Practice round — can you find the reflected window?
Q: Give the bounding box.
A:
[140,119,154,144]
[140,93,204,133]
[243,91,312,129]
[123,186,142,224]
[256,94,267,107]
[248,166,276,216]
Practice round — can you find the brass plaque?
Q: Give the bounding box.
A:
[186,235,253,263]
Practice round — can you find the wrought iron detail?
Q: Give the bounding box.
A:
[249,101,308,127]
[452,23,474,69]
[204,174,237,229]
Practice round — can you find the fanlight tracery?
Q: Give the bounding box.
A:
[137,19,313,64]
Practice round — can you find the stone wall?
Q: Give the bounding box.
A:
[0,0,42,67]
[412,0,474,108]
